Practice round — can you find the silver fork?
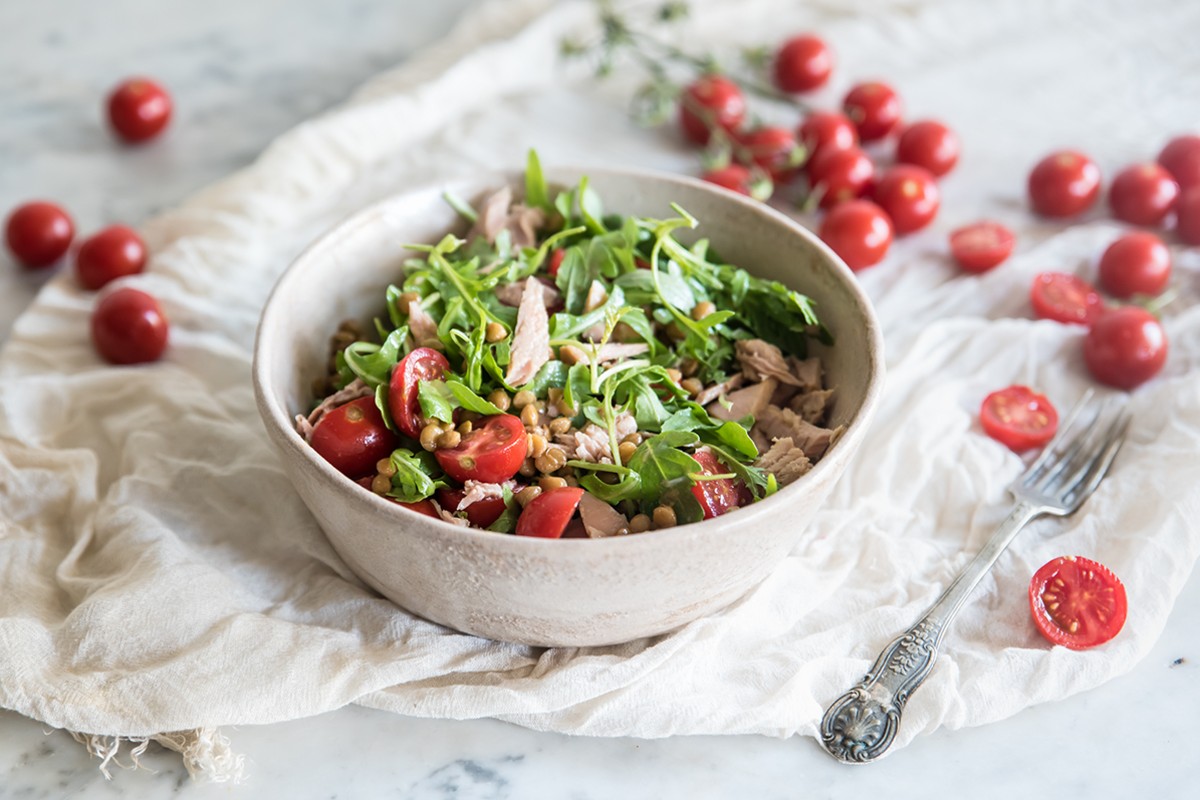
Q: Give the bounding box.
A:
[819,390,1130,764]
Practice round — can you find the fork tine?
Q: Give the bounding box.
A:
[1052,402,1122,493]
[1020,389,1095,486]
[1027,402,1104,491]
[1065,410,1130,506]
[1034,413,1107,493]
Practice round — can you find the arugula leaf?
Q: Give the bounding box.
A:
[577,176,606,235]
[615,269,694,309]
[374,383,395,432]
[561,362,591,416]
[417,380,456,423]
[442,191,478,224]
[624,431,705,519]
[572,462,641,504]
[343,327,407,388]
[486,486,521,533]
[385,448,444,502]
[702,442,770,500]
[522,360,568,397]
[554,247,591,314]
[446,379,504,415]
[525,150,551,211]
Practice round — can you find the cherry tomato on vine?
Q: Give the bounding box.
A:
[1177,186,1200,246]
[312,397,398,478]
[1028,150,1102,218]
[772,34,834,93]
[387,347,449,439]
[90,287,169,364]
[842,82,902,142]
[1030,272,1103,325]
[808,146,875,209]
[1109,163,1179,226]
[1097,232,1171,299]
[4,201,74,269]
[739,126,801,183]
[949,221,1015,274]
[107,78,173,143]
[797,111,858,165]
[516,487,585,539]
[678,75,746,146]
[1156,134,1200,191]
[1029,556,1127,650]
[1084,306,1168,389]
[701,164,755,196]
[979,385,1058,452]
[871,164,940,234]
[75,225,148,290]
[436,488,508,528]
[896,120,960,177]
[434,413,528,484]
[819,199,894,271]
[690,448,740,519]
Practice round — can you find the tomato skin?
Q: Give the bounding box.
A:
[311,397,398,478]
[5,201,74,269]
[689,449,740,519]
[547,248,565,277]
[515,487,584,539]
[678,75,747,146]
[90,287,169,364]
[1084,306,1168,389]
[1028,150,1102,218]
[896,120,960,177]
[842,82,902,142]
[388,347,449,439]
[75,225,148,290]
[773,34,834,93]
[1029,556,1127,650]
[1030,272,1103,325]
[1177,186,1200,246]
[797,111,858,165]
[870,164,940,235]
[107,78,172,143]
[701,164,753,196]
[434,413,528,484]
[808,146,875,209]
[739,126,801,183]
[949,221,1015,274]
[1156,134,1200,191]
[1109,163,1179,226]
[818,200,894,271]
[1097,232,1171,299]
[979,386,1058,453]
[396,498,440,518]
[436,488,508,528]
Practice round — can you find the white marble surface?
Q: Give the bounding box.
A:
[0,1,1196,797]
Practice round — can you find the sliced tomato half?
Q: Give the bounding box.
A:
[980,386,1058,453]
[433,413,528,484]
[388,347,449,439]
[690,448,741,519]
[1029,556,1127,650]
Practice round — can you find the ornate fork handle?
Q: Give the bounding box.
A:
[820,500,1042,763]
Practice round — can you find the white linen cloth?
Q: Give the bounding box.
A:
[2,0,1198,776]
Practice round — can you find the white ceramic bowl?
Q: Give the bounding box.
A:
[253,167,884,647]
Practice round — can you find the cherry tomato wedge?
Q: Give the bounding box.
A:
[5,201,74,269]
[516,487,584,539]
[90,287,169,364]
[980,386,1058,453]
[1030,272,1103,325]
[1029,556,1127,650]
[1097,232,1171,299]
[388,347,449,439]
[690,448,741,519]
[75,224,148,290]
[434,413,528,484]
[436,488,508,528]
[1084,307,1168,389]
[949,221,1015,274]
[311,396,398,478]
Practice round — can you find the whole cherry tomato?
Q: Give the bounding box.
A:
[1097,232,1171,299]
[107,78,173,143]
[842,82,902,142]
[797,111,858,165]
[689,448,740,519]
[701,164,755,196]
[1028,150,1102,218]
[437,488,508,528]
[515,487,584,539]
[1156,134,1200,191]
[434,413,528,484]
[90,287,169,364]
[75,225,148,290]
[819,199,894,271]
[1084,306,1168,389]
[388,347,449,439]
[772,34,834,93]
[312,397,398,478]
[949,221,1015,274]
[896,120,960,177]
[678,75,746,146]
[871,164,940,235]
[1029,556,1127,650]
[1108,163,1179,226]
[4,201,74,269]
[739,126,801,182]
[979,385,1058,453]
[1177,186,1200,245]
[808,146,875,209]
[1030,272,1103,325]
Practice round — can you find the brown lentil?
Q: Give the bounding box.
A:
[516,486,542,507]
[691,300,717,321]
[513,390,536,409]
[652,505,677,529]
[488,389,511,411]
[436,429,462,450]
[485,321,507,343]
[665,367,683,384]
[617,441,638,463]
[535,448,567,474]
[376,458,397,477]
[457,420,473,435]
[620,432,642,446]
[679,358,700,377]
[520,403,540,428]
[681,377,704,397]
[419,423,441,452]
[539,476,568,491]
[617,499,638,517]
[370,475,392,494]
[629,514,652,533]
[665,322,687,342]
[548,417,572,435]
[519,458,538,478]
[527,433,548,459]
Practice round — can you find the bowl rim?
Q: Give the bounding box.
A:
[252,164,885,553]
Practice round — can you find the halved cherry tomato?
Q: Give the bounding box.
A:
[896,120,960,177]
[434,413,528,484]
[437,488,508,528]
[797,111,858,165]
[678,75,746,146]
[1157,134,1200,191]
[90,287,169,364]
[397,498,440,518]
[772,34,833,93]
[547,248,565,277]
[842,82,902,142]
[1084,306,1168,389]
[75,225,148,290]
[311,396,398,478]
[1029,556,1127,650]
[4,201,74,269]
[871,164,940,235]
[949,221,1015,273]
[1030,272,1103,325]
[516,487,584,538]
[807,146,875,209]
[980,385,1058,452]
[1028,150,1102,218]
[1109,163,1179,226]
[1097,232,1171,299]
[690,448,740,519]
[388,347,449,439]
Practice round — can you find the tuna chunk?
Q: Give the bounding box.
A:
[469,186,546,249]
[505,277,551,387]
[708,378,778,422]
[694,373,746,407]
[407,299,440,344]
[790,388,835,425]
[736,340,803,386]
[556,412,637,463]
[755,437,813,486]
[496,278,563,311]
[789,356,824,392]
[753,405,843,461]
[460,480,514,509]
[294,378,373,441]
[578,492,630,538]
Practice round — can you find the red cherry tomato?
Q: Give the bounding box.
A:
[979,385,1058,453]
[4,201,74,269]
[106,78,172,144]
[1156,134,1200,191]
[819,199,894,272]
[515,487,584,539]
[387,347,449,439]
[739,126,801,182]
[772,34,834,93]
[75,225,148,290]
[701,164,754,196]
[396,498,440,518]
[436,488,508,528]
[1177,186,1200,246]
[678,75,746,146]
[1029,556,1127,650]
[870,164,940,235]
[434,413,528,484]
[547,248,565,277]
[1028,150,1102,218]
[689,448,740,519]
[949,221,1015,274]
[1030,272,1103,325]
[311,397,398,478]
[90,287,169,364]
[797,111,858,165]
[1084,306,1168,389]
[896,120,960,177]
[1097,232,1171,299]
[842,82,902,142]
[808,146,875,209]
[1108,163,1179,226]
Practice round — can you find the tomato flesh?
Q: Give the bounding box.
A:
[436,488,508,528]
[1029,556,1127,650]
[1097,232,1171,299]
[388,347,449,439]
[689,448,740,519]
[547,248,565,277]
[434,413,528,484]
[91,287,169,364]
[1084,307,1168,389]
[4,201,74,269]
[1030,272,1103,325]
[980,386,1058,453]
[76,225,148,290]
[516,487,584,538]
[311,396,398,478]
[949,221,1015,273]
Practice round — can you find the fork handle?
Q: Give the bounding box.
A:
[819,500,1042,764]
